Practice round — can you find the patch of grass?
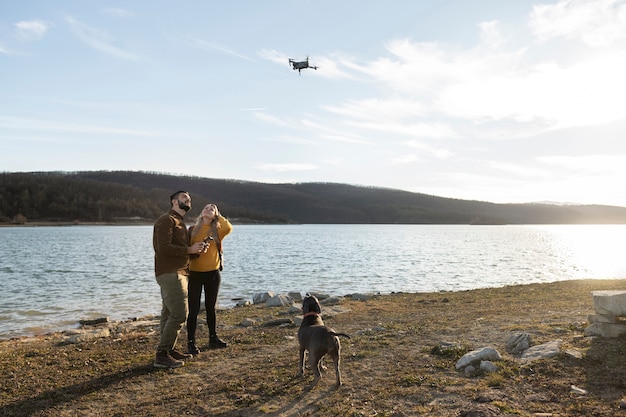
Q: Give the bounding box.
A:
[397,374,427,387]
[430,342,471,360]
[485,373,505,387]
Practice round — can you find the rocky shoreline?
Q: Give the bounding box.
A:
[31,290,367,345]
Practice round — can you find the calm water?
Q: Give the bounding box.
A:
[1,224,625,340]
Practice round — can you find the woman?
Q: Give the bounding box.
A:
[186,203,233,355]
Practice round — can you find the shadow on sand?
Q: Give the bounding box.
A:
[0,364,157,417]
[582,334,626,401]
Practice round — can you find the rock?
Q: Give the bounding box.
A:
[520,339,562,362]
[584,322,626,338]
[587,314,615,324]
[351,293,373,301]
[565,348,583,359]
[79,317,109,326]
[480,360,498,373]
[321,296,344,305]
[505,332,532,354]
[456,347,502,370]
[288,292,302,302]
[66,328,111,344]
[309,292,330,300]
[592,290,626,316]
[266,294,293,307]
[115,319,159,334]
[287,305,302,314]
[253,292,274,304]
[585,293,626,337]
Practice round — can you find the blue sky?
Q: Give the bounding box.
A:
[2,1,626,206]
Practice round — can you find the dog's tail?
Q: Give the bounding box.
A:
[329,331,351,339]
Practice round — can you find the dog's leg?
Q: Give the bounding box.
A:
[297,347,305,377]
[332,351,342,387]
[319,356,327,371]
[309,352,322,388]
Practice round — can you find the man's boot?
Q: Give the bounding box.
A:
[154,350,184,368]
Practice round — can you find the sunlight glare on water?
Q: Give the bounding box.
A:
[534,225,626,278]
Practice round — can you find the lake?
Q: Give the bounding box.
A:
[1,224,625,340]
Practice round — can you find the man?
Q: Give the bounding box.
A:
[152,190,206,368]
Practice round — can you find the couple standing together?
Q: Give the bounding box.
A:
[152,190,233,368]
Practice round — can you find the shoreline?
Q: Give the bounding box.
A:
[2,278,623,344]
[4,275,626,342]
[3,278,626,416]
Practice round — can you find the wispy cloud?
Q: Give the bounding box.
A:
[323,98,430,122]
[258,49,288,65]
[15,20,51,41]
[65,16,139,60]
[254,112,294,128]
[0,43,16,55]
[189,37,254,61]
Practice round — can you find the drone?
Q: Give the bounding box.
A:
[289,57,318,74]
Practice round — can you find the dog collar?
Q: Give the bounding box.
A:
[303,312,319,318]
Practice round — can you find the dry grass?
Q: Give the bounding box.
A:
[2,279,626,416]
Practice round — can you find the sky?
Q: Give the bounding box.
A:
[2,1,626,207]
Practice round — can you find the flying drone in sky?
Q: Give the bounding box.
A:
[289,57,318,74]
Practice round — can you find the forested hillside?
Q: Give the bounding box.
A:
[2,171,626,224]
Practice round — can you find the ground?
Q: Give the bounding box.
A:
[2,279,626,416]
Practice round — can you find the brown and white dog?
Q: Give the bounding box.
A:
[297,294,350,388]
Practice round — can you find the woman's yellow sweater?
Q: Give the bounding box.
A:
[189,217,233,272]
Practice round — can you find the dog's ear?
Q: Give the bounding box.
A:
[302,295,319,313]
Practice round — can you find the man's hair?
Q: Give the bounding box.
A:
[169,190,189,202]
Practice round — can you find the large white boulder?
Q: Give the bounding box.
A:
[592,290,626,316]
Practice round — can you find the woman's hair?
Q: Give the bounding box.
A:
[190,203,220,239]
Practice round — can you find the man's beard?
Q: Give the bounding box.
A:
[178,201,191,212]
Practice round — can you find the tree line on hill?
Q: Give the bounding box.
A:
[1,171,626,225]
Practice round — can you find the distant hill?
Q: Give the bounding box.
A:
[1,171,626,224]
